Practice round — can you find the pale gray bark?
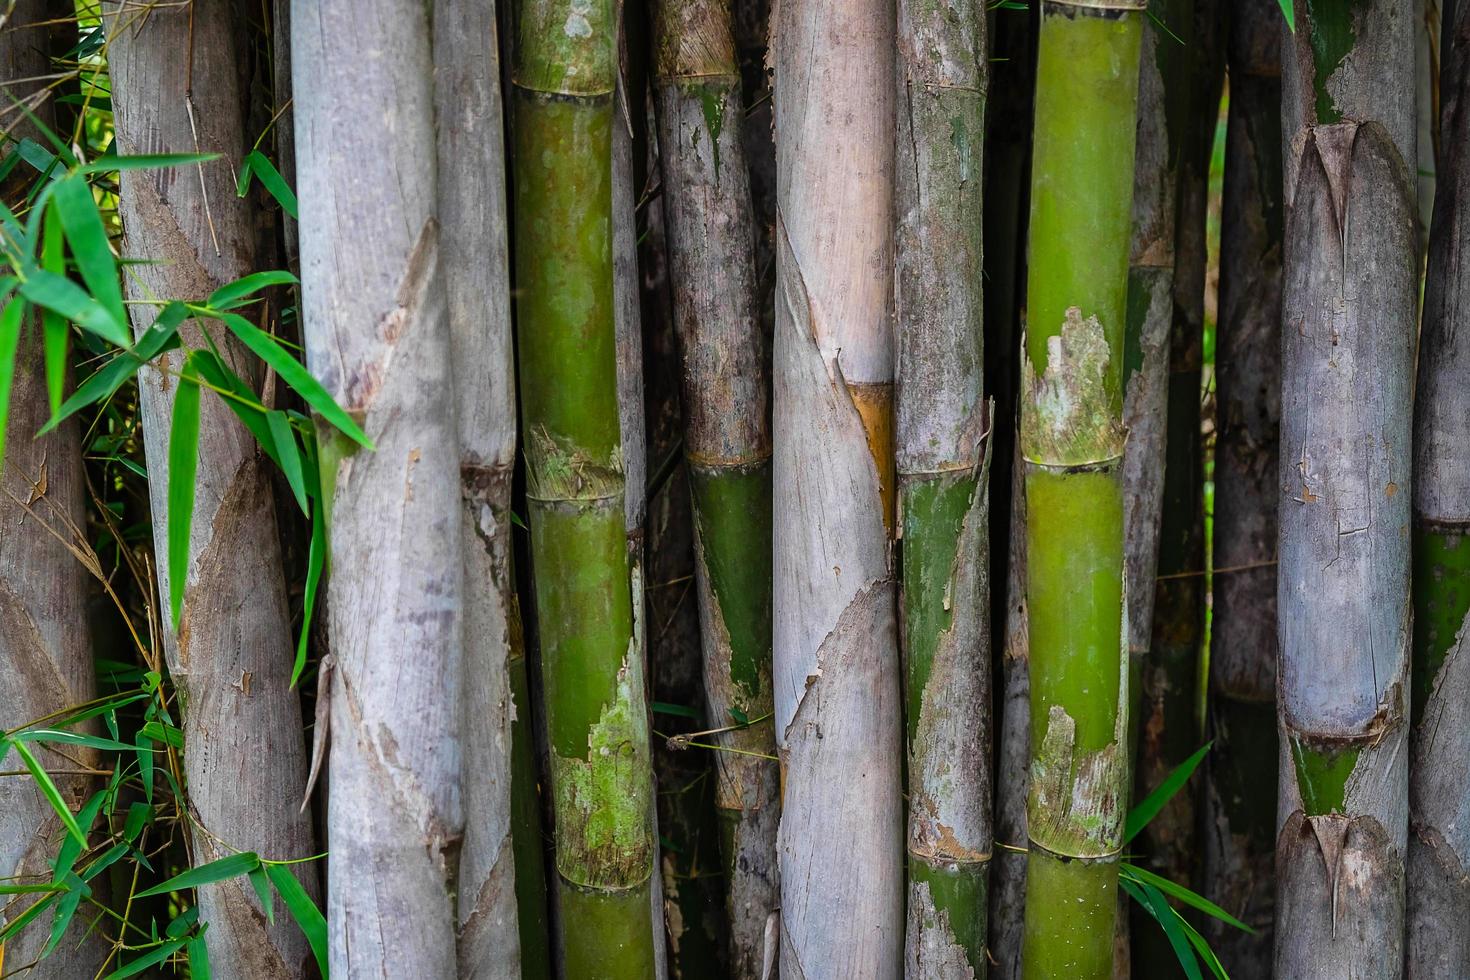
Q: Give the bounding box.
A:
[434,1,521,976]
[894,1,989,975]
[292,2,463,975]
[651,2,779,975]
[1417,0,1442,248]
[0,11,107,973]
[772,0,902,974]
[1203,2,1282,971]
[1277,6,1417,971]
[988,455,1028,980]
[105,3,317,976]
[1407,4,1470,977]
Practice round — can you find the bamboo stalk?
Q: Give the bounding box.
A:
[1018,3,1143,976]
[772,0,902,973]
[1408,3,1470,975]
[434,1,540,975]
[1276,3,1416,975]
[894,1,991,975]
[651,3,779,976]
[510,2,658,973]
[1203,0,1283,971]
[110,3,319,974]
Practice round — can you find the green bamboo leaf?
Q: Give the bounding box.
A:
[122,801,151,843]
[42,302,187,435]
[103,937,189,978]
[186,348,281,470]
[80,152,218,174]
[7,739,86,845]
[1121,862,1253,933]
[264,862,327,977]
[1278,0,1295,32]
[247,865,275,924]
[0,890,58,943]
[11,728,139,753]
[0,883,64,895]
[81,842,131,882]
[293,502,326,688]
[41,872,89,957]
[51,789,106,882]
[19,268,130,347]
[136,730,154,803]
[190,931,212,980]
[51,175,125,328]
[1125,741,1211,844]
[1138,880,1203,980]
[41,204,68,414]
[238,150,299,218]
[1179,912,1232,980]
[167,355,203,625]
[0,296,28,466]
[208,270,299,311]
[268,410,308,512]
[139,720,185,749]
[652,701,699,719]
[211,310,371,449]
[135,851,261,899]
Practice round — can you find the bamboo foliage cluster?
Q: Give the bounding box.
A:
[3,0,1470,978]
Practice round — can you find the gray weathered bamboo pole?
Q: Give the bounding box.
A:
[772,0,902,973]
[1276,4,1416,976]
[434,1,527,975]
[651,3,779,976]
[106,4,318,975]
[1202,0,1282,970]
[293,1,463,973]
[895,1,991,975]
[1408,3,1470,976]
[0,9,106,971]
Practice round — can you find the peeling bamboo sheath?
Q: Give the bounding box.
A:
[1019,2,1142,977]
[1203,0,1282,972]
[1408,3,1470,976]
[510,1,658,975]
[651,2,780,977]
[772,0,903,974]
[1276,4,1416,978]
[894,0,991,976]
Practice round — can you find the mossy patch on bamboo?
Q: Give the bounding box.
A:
[1021,307,1127,467]
[1290,734,1360,817]
[552,644,655,890]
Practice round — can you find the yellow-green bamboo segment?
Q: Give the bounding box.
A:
[511,1,657,974]
[1019,2,1143,976]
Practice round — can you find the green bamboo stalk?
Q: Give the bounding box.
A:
[1019,3,1143,976]
[650,3,779,976]
[895,0,991,975]
[511,2,657,974]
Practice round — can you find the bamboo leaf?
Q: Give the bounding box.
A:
[268,410,308,512]
[1121,862,1253,933]
[247,865,275,924]
[1137,880,1203,980]
[19,268,130,347]
[134,851,261,899]
[139,720,184,749]
[81,842,131,882]
[208,270,299,311]
[293,501,327,688]
[237,150,299,218]
[210,310,371,448]
[41,873,89,957]
[42,301,186,435]
[186,348,281,471]
[0,296,28,466]
[40,205,68,414]
[1179,912,1232,980]
[190,931,212,980]
[1125,741,1210,843]
[0,884,63,895]
[135,731,153,802]
[80,152,218,174]
[51,175,125,328]
[0,890,58,943]
[167,356,203,625]
[264,861,328,977]
[1278,0,1295,32]
[52,791,108,882]
[11,728,139,753]
[103,937,189,978]
[7,739,87,845]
